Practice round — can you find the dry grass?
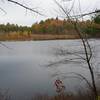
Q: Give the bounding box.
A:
[0,89,97,100]
[32,92,94,100]
[0,34,79,41]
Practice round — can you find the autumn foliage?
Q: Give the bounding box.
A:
[0,17,100,40]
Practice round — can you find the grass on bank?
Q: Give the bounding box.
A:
[0,33,79,41]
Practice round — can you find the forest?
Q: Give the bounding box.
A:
[0,14,100,40]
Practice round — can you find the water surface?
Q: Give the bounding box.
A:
[0,40,100,100]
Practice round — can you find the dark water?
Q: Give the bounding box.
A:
[0,40,100,100]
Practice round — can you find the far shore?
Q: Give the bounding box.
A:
[0,34,99,41]
[0,34,81,41]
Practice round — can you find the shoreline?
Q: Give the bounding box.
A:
[0,33,100,42]
[0,37,100,42]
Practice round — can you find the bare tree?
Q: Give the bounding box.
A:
[47,0,100,100]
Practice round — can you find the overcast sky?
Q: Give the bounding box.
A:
[0,0,100,26]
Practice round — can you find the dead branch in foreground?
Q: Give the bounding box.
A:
[7,0,44,16]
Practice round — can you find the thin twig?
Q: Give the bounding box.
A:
[0,7,7,14]
[0,42,13,50]
[7,0,44,16]
[71,10,100,18]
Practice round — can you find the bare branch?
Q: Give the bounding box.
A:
[52,71,93,92]
[0,42,13,50]
[7,0,44,16]
[53,0,99,99]
[0,7,7,14]
[71,10,100,18]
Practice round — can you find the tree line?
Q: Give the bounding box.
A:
[0,15,100,38]
[0,23,31,33]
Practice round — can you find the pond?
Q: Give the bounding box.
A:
[0,40,100,100]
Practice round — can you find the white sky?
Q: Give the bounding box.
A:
[0,0,100,26]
